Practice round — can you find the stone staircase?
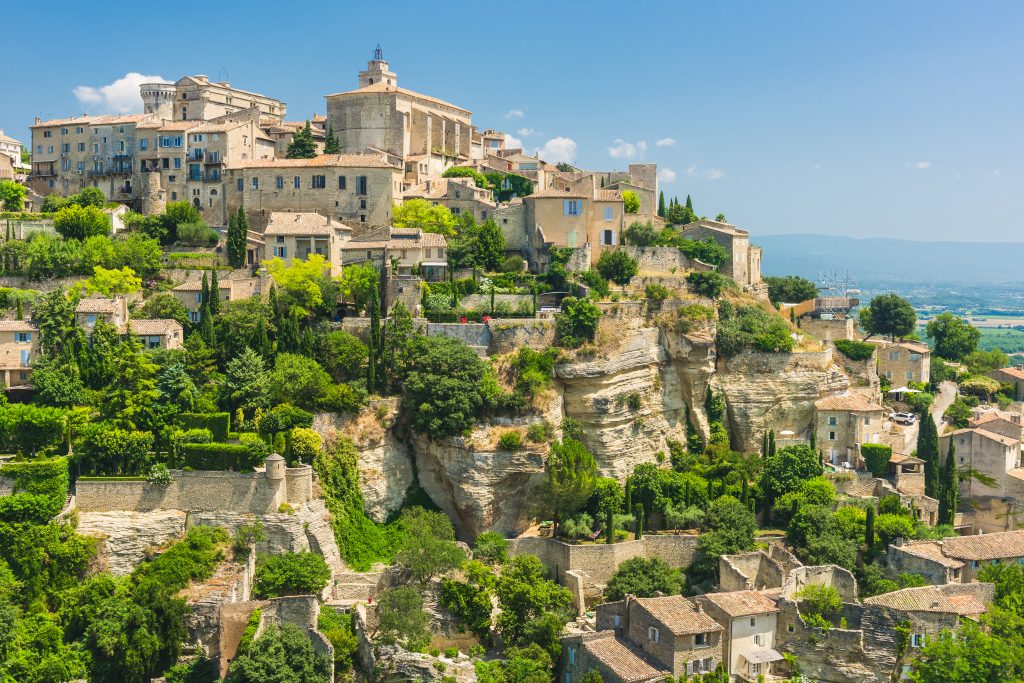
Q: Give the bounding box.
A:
[331,568,384,603]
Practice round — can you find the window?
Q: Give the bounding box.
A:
[19,350,29,366]
[237,179,244,192]
[564,199,581,216]
[171,192,177,200]
[251,178,259,190]
[359,199,367,210]
[78,142,85,152]
[751,663,762,675]
[15,332,30,343]
[647,626,659,643]
[338,176,347,190]
[356,176,368,194]
[886,370,893,379]
[86,314,96,326]
[910,353,921,361]
[360,214,366,223]
[312,175,326,189]
[141,139,149,150]
[43,130,52,138]
[604,206,614,221]
[888,350,900,361]
[829,431,837,441]
[972,560,980,569]
[189,311,200,324]
[787,624,795,633]
[93,143,99,153]
[753,634,762,646]
[694,633,707,646]
[276,176,284,189]
[568,648,575,665]
[613,615,622,628]
[828,416,837,426]
[906,371,914,380]
[273,246,287,258]
[62,143,69,153]
[601,229,615,246]
[864,417,870,425]
[36,145,41,154]
[294,176,301,189]
[911,634,924,648]
[750,617,757,627]
[47,146,53,154]
[174,158,181,169]
[276,236,285,243]
[452,207,461,215]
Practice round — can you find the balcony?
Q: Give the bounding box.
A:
[186,149,204,161]
[32,167,57,177]
[204,153,223,164]
[205,171,222,182]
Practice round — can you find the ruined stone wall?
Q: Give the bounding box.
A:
[488,319,556,355]
[426,322,491,349]
[495,202,527,250]
[621,246,696,274]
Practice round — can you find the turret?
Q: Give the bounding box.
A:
[140,82,175,119]
[265,453,286,480]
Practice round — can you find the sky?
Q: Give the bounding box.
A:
[4,0,1024,241]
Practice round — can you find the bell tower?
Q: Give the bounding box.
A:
[358,44,398,88]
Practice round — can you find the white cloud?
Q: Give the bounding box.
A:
[607,139,647,160]
[505,109,524,119]
[73,72,170,114]
[504,134,523,149]
[517,128,535,137]
[655,137,677,147]
[912,161,930,169]
[686,164,725,180]
[657,167,677,184]
[536,137,577,164]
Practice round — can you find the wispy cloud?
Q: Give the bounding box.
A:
[608,139,647,160]
[74,72,169,114]
[658,167,677,184]
[536,137,577,164]
[911,161,931,169]
[504,109,524,119]
[504,134,523,149]
[517,128,535,137]
[655,137,677,147]
[686,164,724,180]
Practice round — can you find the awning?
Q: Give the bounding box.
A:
[743,648,784,664]
[888,386,921,394]
[420,261,448,267]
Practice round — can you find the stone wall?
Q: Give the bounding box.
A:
[488,319,557,355]
[426,322,491,349]
[495,202,528,251]
[620,246,695,274]
[386,276,422,314]
[75,466,313,514]
[781,564,859,602]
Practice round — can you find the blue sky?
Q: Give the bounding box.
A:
[5,1,1023,241]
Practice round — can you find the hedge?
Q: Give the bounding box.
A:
[833,339,876,362]
[1,456,70,503]
[178,413,231,442]
[179,442,264,471]
[861,443,893,477]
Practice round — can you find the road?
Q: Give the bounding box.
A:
[903,380,957,446]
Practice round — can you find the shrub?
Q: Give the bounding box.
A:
[473,531,509,565]
[252,552,331,598]
[604,557,684,601]
[833,339,876,361]
[177,412,231,442]
[596,250,639,285]
[498,431,522,450]
[175,220,218,246]
[578,268,610,298]
[645,283,669,302]
[53,205,111,240]
[861,443,893,477]
[527,420,552,443]
[147,463,171,486]
[905,391,935,413]
[511,347,557,397]
[716,304,795,356]
[796,584,843,622]
[555,296,601,348]
[677,237,728,266]
[686,270,729,298]
[179,442,266,470]
[499,255,525,273]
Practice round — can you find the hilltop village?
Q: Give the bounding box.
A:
[1,52,1024,683]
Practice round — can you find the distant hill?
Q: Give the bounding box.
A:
[756,233,1024,284]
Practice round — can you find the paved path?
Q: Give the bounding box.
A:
[904,380,957,446]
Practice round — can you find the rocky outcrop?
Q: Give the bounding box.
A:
[78,510,187,575]
[187,510,312,555]
[716,347,849,452]
[372,646,478,683]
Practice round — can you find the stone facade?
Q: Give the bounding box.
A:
[873,340,931,386]
[0,319,39,388]
[814,393,885,468]
[680,219,763,292]
[525,176,625,267]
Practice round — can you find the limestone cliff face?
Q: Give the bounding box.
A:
[716,347,849,452]
[78,510,187,575]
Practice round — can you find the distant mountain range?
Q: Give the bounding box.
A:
[756,233,1024,285]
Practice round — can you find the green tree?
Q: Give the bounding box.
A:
[938,438,958,526]
[917,413,940,498]
[925,312,980,361]
[84,265,142,296]
[0,180,27,211]
[227,207,248,268]
[225,347,271,413]
[603,557,684,601]
[226,623,331,683]
[265,254,333,316]
[759,444,823,508]
[495,554,572,648]
[858,293,916,341]
[209,267,221,316]
[269,353,332,409]
[394,508,465,583]
[473,531,509,565]
[392,198,457,237]
[252,553,331,598]
[442,166,490,188]
[596,249,639,285]
[621,190,640,214]
[541,438,598,537]
[375,586,431,651]
[139,293,190,328]
[555,296,601,347]
[53,205,111,240]
[74,187,106,208]
[475,218,507,271]
[764,275,819,305]
[323,126,340,155]
[657,191,666,218]
[285,121,318,159]
[865,505,875,547]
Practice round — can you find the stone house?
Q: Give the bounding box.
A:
[224,153,403,230]
[695,590,783,680]
[573,594,724,680]
[30,114,107,196]
[968,410,1024,444]
[887,529,1024,584]
[718,544,803,592]
[75,296,129,331]
[0,129,25,172]
[679,219,764,293]
[262,118,326,158]
[874,340,930,386]
[524,176,625,268]
[561,630,670,683]
[988,365,1024,400]
[886,538,965,585]
[340,227,447,282]
[814,393,885,468]
[137,119,201,208]
[402,177,496,224]
[150,75,285,123]
[940,426,1022,532]
[602,164,660,225]
[130,319,184,350]
[262,212,352,273]
[0,320,38,389]
[171,277,263,324]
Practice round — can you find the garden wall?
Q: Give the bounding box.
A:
[488,319,557,355]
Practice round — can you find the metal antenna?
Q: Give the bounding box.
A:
[373,44,383,61]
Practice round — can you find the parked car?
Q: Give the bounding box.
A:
[891,412,917,425]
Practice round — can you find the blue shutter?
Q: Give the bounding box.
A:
[563,200,570,216]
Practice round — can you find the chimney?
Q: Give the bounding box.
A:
[1016,364,1024,371]
[34,117,41,125]
[425,180,431,192]
[697,602,705,613]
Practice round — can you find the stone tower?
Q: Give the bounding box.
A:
[265,453,286,481]
[140,82,175,119]
[358,45,398,88]
[138,171,165,216]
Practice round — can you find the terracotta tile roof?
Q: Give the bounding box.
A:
[949,428,1019,447]
[969,412,1019,427]
[227,153,398,170]
[31,115,105,128]
[529,187,588,199]
[264,212,349,237]
[681,218,748,236]
[698,590,779,617]
[343,227,446,250]
[129,319,182,336]
[173,279,230,292]
[992,366,1024,381]
[581,634,671,683]
[815,393,884,412]
[633,596,723,635]
[595,189,623,202]
[940,530,1024,561]
[325,82,471,116]
[75,298,116,314]
[0,131,23,145]
[895,541,964,569]
[893,341,931,354]
[890,453,925,465]
[864,585,989,616]
[157,121,202,132]
[0,320,37,332]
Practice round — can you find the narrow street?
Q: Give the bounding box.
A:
[903,380,957,446]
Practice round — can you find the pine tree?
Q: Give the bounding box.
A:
[227,207,247,269]
[201,272,210,308]
[865,505,875,547]
[286,121,318,159]
[658,191,666,218]
[918,415,941,498]
[209,268,221,316]
[323,125,340,155]
[939,438,958,526]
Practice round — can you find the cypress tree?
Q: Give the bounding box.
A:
[685,195,694,212]
[762,431,769,457]
[15,298,23,321]
[605,506,614,545]
[227,207,247,268]
[768,430,776,457]
[200,272,210,308]
[918,416,940,498]
[939,438,958,526]
[367,267,381,394]
[658,191,666,218]
[684,481,692,507]
[209,268,221,316]
[810,430,817,451]
[199,302,215,346]
[706,480,713,502]
[255,316,272,359]
[865,505,875,547]
[635,504,644,540]
[741,477,749,504]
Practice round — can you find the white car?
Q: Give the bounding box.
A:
[891,412,917,425]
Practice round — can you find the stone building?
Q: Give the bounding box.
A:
[814,393,885,468]
[263,212,352,272]
[0,320,38,389]
[873,340,931,386]
[679,219,764,294]
[940,426,1023,532]
[145,75,285,123]
[565,594,723,682]
[402,176,496,224]
[0,129,26,172]
[325,50,472,175]
[224,153,403,230]
[171,276,263,324]
[75,296,129,331]
[524,175,625,268]
[29,114,107,195]
[694,590,783,680]
[988,365,1024,400]
[262,117,327,158]
[130,319,184,350]
[887,529,1024,584]
[602,164,660,225]
[340,227,447,282]
[968,410,1024,443]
